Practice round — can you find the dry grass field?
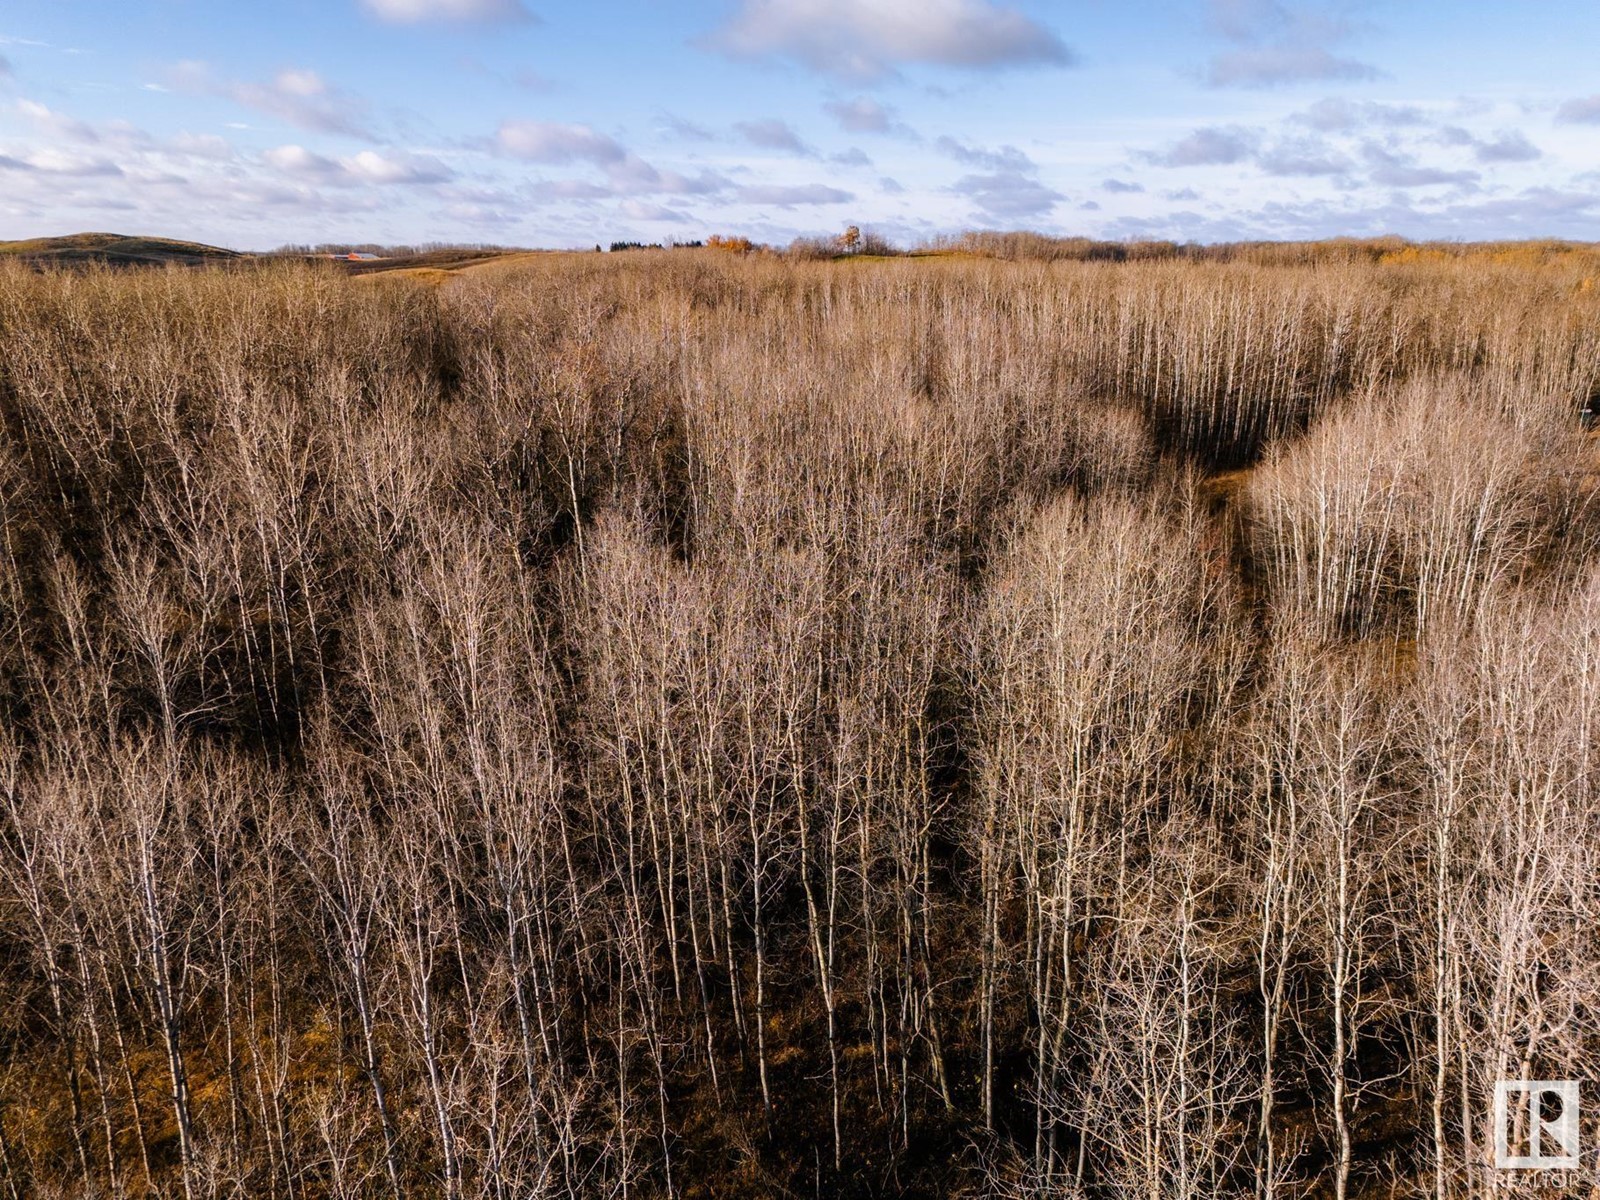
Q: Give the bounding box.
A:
[0,242,1597,1198]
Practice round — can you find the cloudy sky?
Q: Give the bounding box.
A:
[2,0,1599,249]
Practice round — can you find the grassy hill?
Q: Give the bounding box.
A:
[0,233,540,278]
[0,231,244,268]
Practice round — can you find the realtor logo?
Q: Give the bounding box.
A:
[1494,1081,1580,1170]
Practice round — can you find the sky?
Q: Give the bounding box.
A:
[2,0,1599,250]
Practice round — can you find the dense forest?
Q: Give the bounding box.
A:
[0,245,1597,1198]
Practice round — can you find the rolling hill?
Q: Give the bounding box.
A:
[0,232,244,268]
[0,233,534,277]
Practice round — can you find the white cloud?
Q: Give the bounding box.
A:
[264,143,453,185]
[172,132,234,160]
[1471,130,1540,164]
[600,156,664,191]
[16,148,122,176]
[345,149,453,183]
[1107,187,1600,245]
[1256,136,1351,176]
[1556,95,1600,125]
[528,179,613,201]
[658,114,715,142]
[657,169,733,195]
[825,96,890,133]
[169,62,372,139]
[1144,126,1259,167]
[495,120,729,199]
[496,120,626,164]
[712,0,1071,81]
[737,183,854,205]
[1361,142,1478,189]
[14,98,99,142]
[619,199,688,222]
[361,0,533,22]
[1208,45,1379,87]
[933,134,1059,218]
[735,118,812,154]
[825,96,918,139]
[264,143,339,177]
[950,170,1062,219]
[1204,0,1380,88]
[273,68,326,98]
[935,135,1033,172]
[1291,98,1426,132]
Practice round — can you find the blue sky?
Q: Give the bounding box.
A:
[2,0,1599,249]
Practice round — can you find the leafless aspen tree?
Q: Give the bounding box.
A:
[0,247,1596,1198]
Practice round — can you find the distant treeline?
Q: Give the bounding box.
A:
[624,229,1600,268]
[925,229,1600,266]
[608,240,706,251]
[269,241,520,258]
[264,231,1600,270]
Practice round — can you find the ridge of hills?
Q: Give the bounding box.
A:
[0,231,245,268]
[0,233,526,274]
